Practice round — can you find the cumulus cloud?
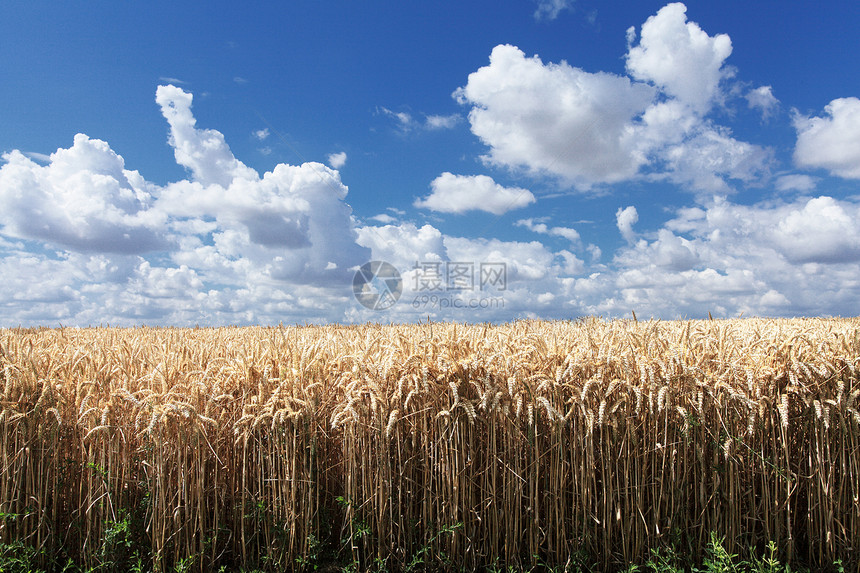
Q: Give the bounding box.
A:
[0,84,373,325]
[355,209,860,320]
[455,5,771,193]
[152,86,370,284]
[0,136,166,253]
[615,206,638,244]
[414,172,536,215]
[254,128,270,141]
[354,202,860,320]
[605,196,860,317]
[659,126,773,193]
[626,2,732,113]
[2,150,859,323]
[349,222,583,322]
[156,85,259,187]
[327,151,347,169]
[159,162,371,284]
[682,197,860,267]
[455,44,654,188]
[746,86,779,120]
[616,228,699,272]
[355,222,447,273]
[369,213,397,224]
[2,7,859,327]
[772,196,860,263]
[794,97,860,178]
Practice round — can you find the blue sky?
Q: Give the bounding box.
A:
[1,0,859,326]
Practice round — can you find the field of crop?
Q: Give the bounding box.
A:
[1,318,858,572]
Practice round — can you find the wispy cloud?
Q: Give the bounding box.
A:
[534,0,573,21]
[158,76,187,85]
[369,213,397,224]
[379,107,461,132]
[746,85,779,120]
[424,113,461,130]
[516,218,581,245]
[378,106,416,132]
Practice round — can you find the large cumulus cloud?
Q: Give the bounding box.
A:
[0,85,371,325]
[794,97,860,179]
[453,3,772,194]
[625,2,732,113]
[454,44,654,187]
[0,136,166,253]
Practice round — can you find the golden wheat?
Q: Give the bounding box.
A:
[0,318,857,571]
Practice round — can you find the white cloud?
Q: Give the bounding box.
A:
[424,114,461,130]
[626,2,732,113]
[0,85,374,326]
[445,236,554,283]
[615,206,638,244]
[659,125,773,193]
[746,86,779,120]
[414,172,536,215]
[0,136,166,253]
[556,250,586,276]
[355,222,447,273]
[455,6,771,194]
[369,213,397,224]
[349,223,581,322]
[2,166,859,324]
[158,77,187,85]
[616,228,699,271]
[533,0,573,21]
[327,151,347,169]
[794,97,860,178]
[157,160,370,284]
[351,220,603,321]
[605,196,860,317]
[379,106,416,132]
[254,128,270,141]
[455,44,655,188]
[380,107,461,132]
[775,173,816,192]
[2,43,859,327]
[516,218,581,245]
[156,84,259,188]
[22,151,52,163]
[772,196,860,264]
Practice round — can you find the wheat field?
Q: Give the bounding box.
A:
[1,318,858,571]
